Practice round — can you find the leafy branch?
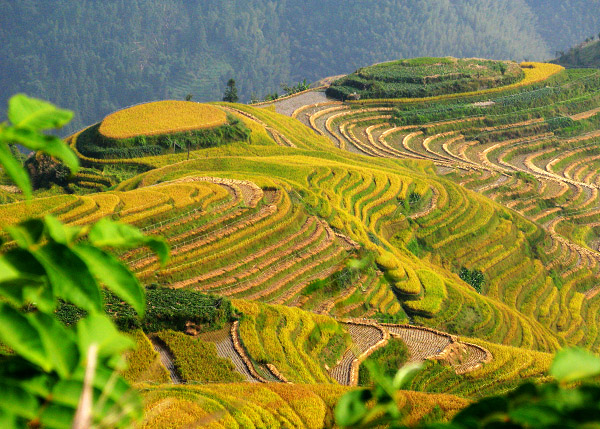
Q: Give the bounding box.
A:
[0,94,169,428]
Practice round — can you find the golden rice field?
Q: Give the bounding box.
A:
[98,100,228,139]
[138,383,468,428]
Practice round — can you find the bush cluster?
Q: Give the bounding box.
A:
[56,288,234,332]
[24,152,72,189]
[459,267,485,293]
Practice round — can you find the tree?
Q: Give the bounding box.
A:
[222,78,239,103]
[24,152,71,189]
[0,94,169,428]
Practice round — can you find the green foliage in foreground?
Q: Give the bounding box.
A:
[0,94,78,198]
[0,95,169,428]
[336,348,600,428]
[358,338,408,386]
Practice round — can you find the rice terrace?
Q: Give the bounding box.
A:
[4,49,600,428]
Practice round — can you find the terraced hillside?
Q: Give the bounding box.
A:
[296,62,600,352]
[327,57,524,100]
[139,383,468,428]
[7,58,600,426]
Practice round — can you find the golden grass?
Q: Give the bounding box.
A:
[138,383,468,428]
[98,101,228,139]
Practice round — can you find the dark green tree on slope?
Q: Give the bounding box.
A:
[222,79,239,103]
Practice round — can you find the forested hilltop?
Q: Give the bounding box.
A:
[554,39,600,69]
[1,0,599,133]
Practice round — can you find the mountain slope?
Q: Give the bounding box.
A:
[1,0,598,133]
[554,39,600,68]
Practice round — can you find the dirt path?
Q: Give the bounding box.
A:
[571,106,600,121]
[330,322,387,386]
[264,90,331,116]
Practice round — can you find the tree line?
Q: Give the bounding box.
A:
[1,0,599,134]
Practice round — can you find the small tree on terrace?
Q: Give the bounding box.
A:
[222,78,239,103]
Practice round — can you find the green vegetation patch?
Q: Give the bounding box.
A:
[56,288,234,333]
[327,57,524,100]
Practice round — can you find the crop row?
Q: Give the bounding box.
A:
[153,330,244,383]
[233,299,350,384]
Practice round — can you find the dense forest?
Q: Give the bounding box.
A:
[1,0,599,133]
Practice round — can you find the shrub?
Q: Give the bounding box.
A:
[24,152,71,189]
[56,289,234,333]
[459,267,485,293]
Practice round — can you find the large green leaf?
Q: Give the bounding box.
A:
[28,312,78,378]
[50,375,138,427]
[76,313,134,363]
[0,248,48,308]
[335,388,372,427]
[0,248,44,283]
[0,382,39,420]
[63,366,137,410]
[392,362,422,390]
[5,219,45,247]
[20,373,54,398]
[88,218,169,265]
[0,407,17,429]
[551,348,600,383]
[452,396,508,423]
[43,216,82,245]
[0,304,50,371]
[39,403,74,429]
[73,244,145,316]
[33,243,102,313]
[509,404,561,426]
[0,141,31,198]
[1,127,79,172]
[8,94,73,131]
